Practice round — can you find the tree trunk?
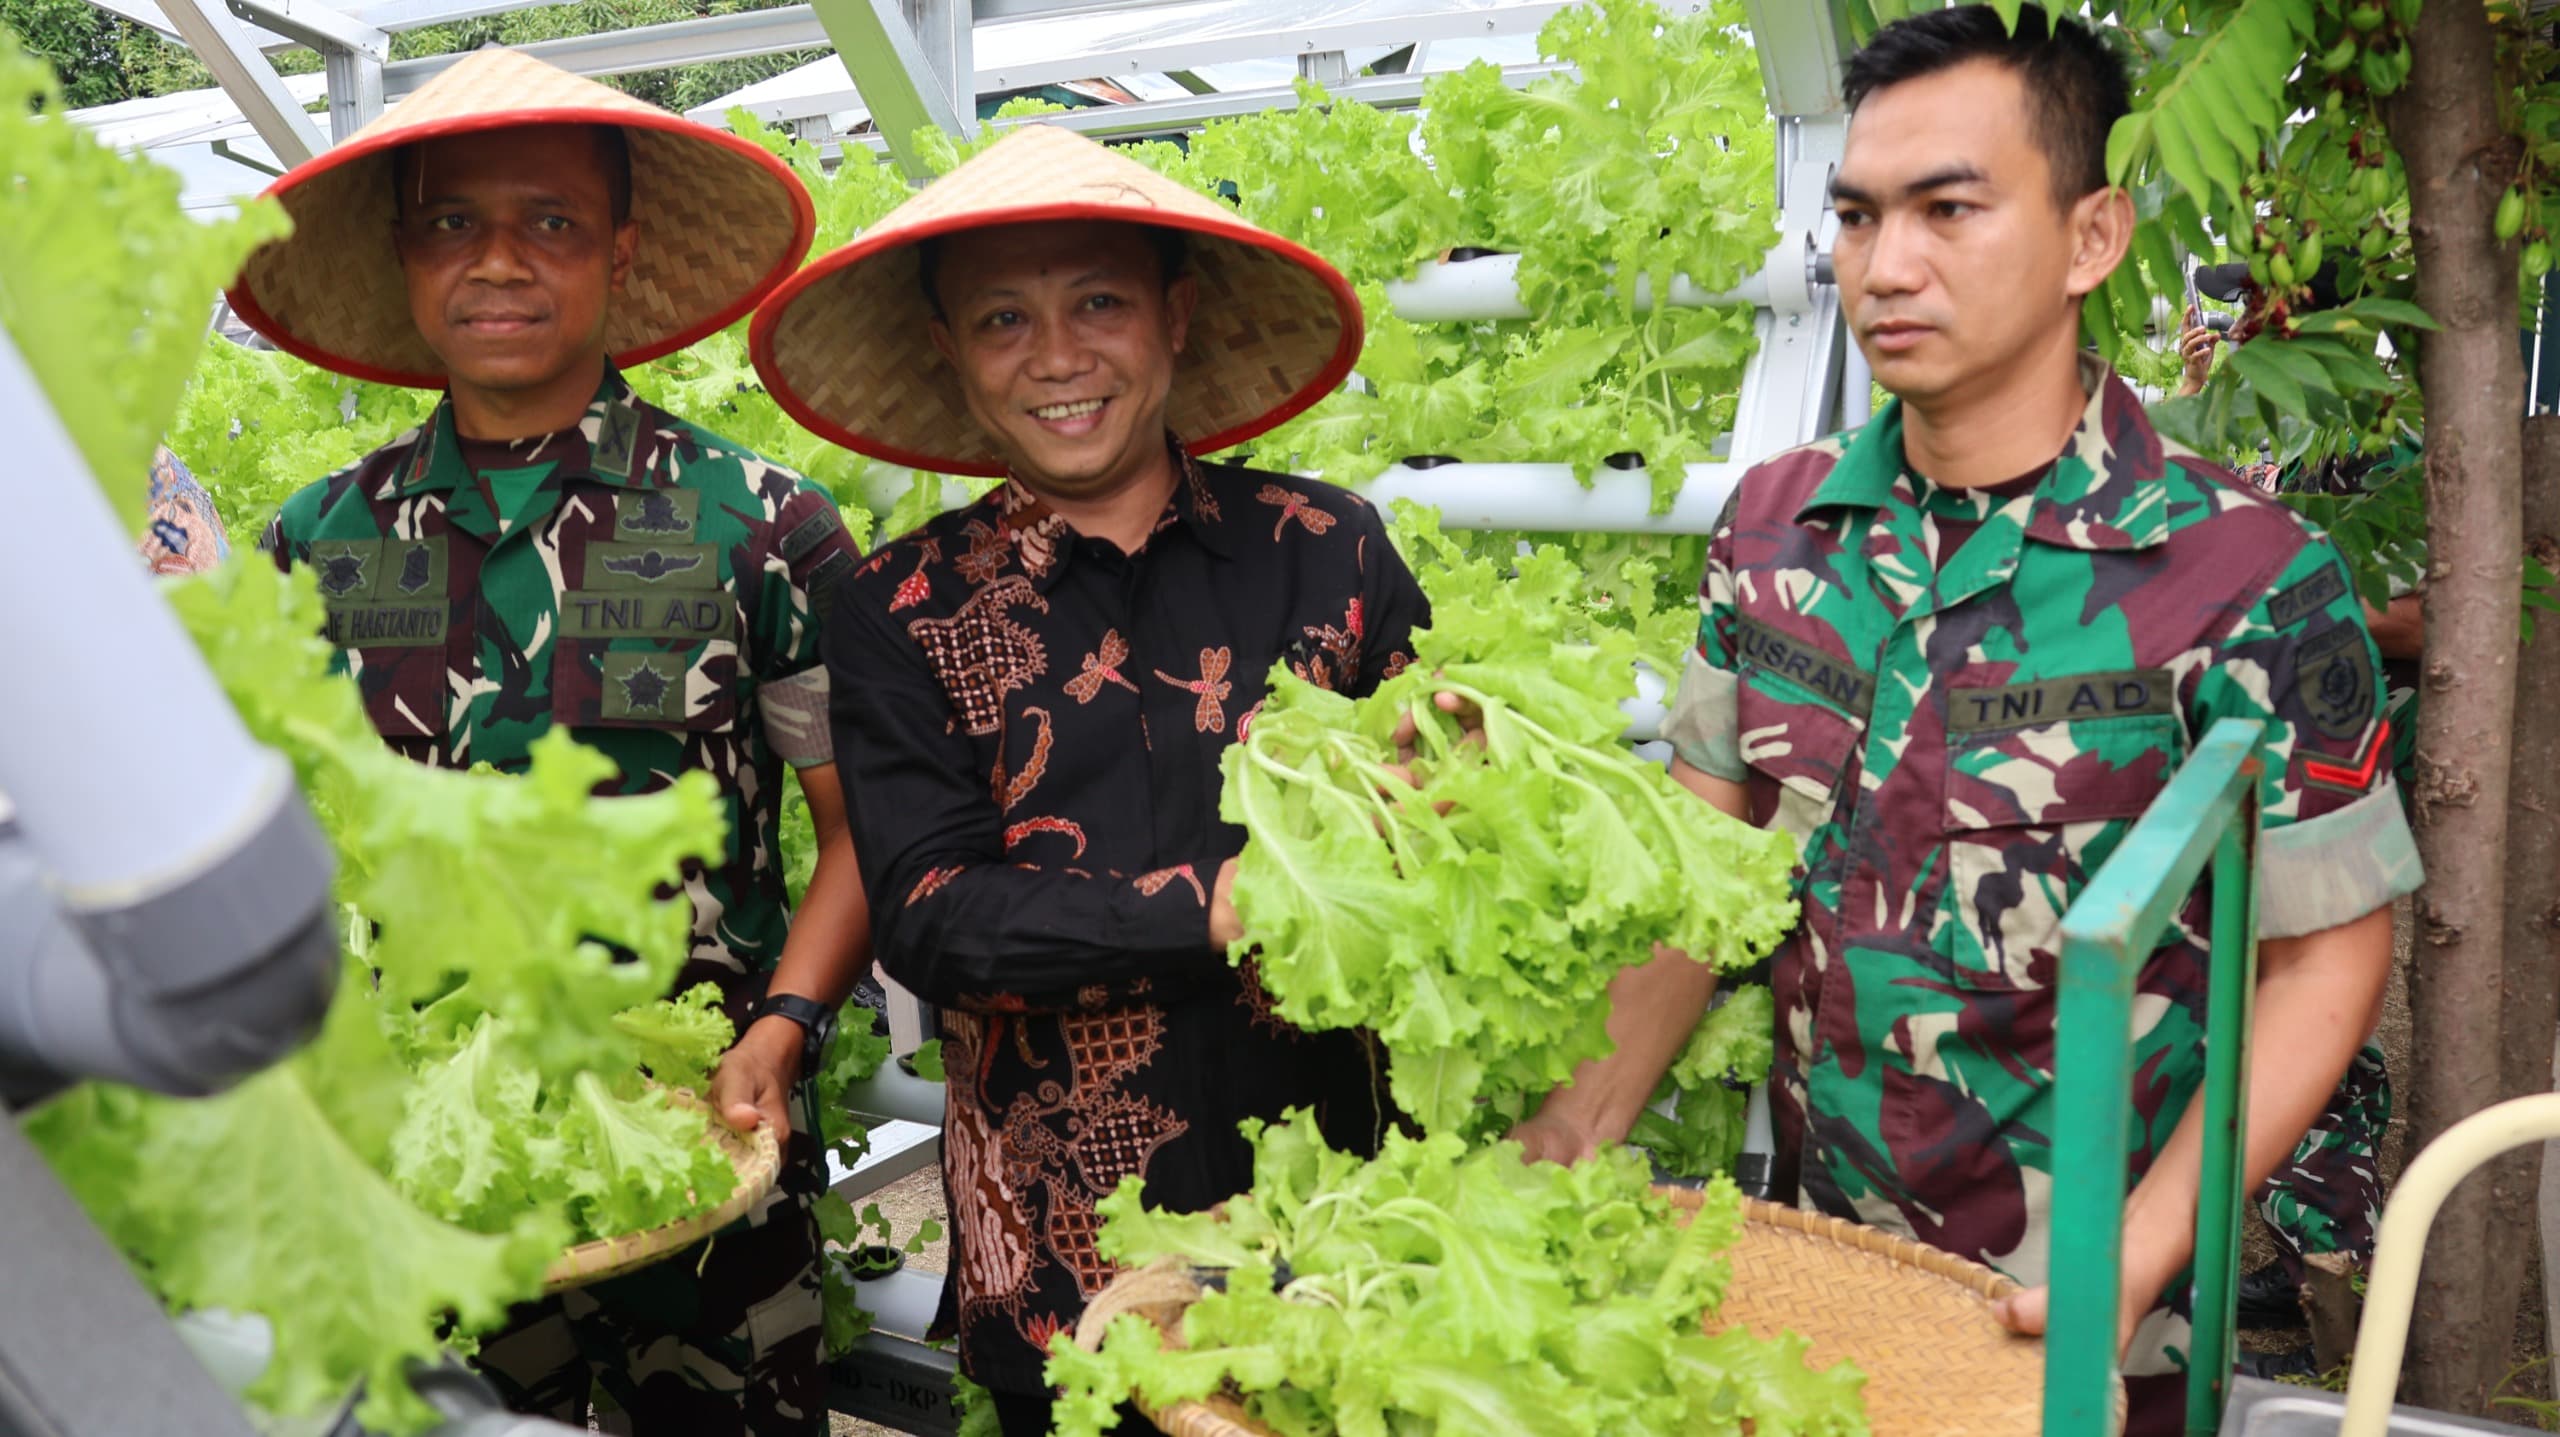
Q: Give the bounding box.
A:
[2516,415,2560,1374]
[2386,0,2529,1416]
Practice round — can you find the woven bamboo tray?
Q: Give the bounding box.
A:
[1085,1190,2108,1437]
[540,1089,782,1292]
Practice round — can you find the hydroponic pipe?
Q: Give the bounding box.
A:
[0,330,338,1102]
[1381,251,1776,323]
[1363,461,1744,537]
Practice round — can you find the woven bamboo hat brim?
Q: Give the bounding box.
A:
[749,123,1361,477]
[227,47,814,387]
[1082,1192,2121,1437]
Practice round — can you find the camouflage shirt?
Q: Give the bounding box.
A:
[262,367,858,997]
[1661,356,2422,1381]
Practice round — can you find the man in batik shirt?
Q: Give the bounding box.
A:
[755,126,1423,1437]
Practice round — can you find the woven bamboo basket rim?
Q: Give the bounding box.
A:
[747,122,1362,478]
[1084,1189,2106,1437]
[540,1088,781,1293]
[227,47,815,389]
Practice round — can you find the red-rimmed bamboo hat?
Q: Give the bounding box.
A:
[748,123,1362,477]
[226,47,815,387]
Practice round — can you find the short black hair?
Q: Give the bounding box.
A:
[390,123,632,225]
[915,224,1190,321]
[1841,3,2128,206]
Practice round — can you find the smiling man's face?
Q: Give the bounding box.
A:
[926,220,1197,503]
[393,125,636,402]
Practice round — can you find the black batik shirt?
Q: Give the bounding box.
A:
[822,449,1428,1391]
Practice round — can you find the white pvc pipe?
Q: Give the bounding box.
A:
[1362,461,1741,536]
[2341,1092,2560,1437]
[1380,251,1773,323]
[1620,659,1669,743]
[0,332,272,901]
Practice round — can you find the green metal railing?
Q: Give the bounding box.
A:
[2042,716,2265,1437]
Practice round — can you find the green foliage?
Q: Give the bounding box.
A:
[1044,1114,1869,1436]
[2,0,149,107]
[0,27,289,530]
[3,61,799,1426]
[25,562,737,1432]
[1630,984,1776,1180]
[171,339,438,539]
[1223,0,1774,505]
[1221,521,1797,1139]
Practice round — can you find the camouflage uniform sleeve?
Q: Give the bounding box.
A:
[753,479,860,770]
[1659,489,1745,781]
[2190,539,2424,938]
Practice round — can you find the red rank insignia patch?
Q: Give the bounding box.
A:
[2296,719,2391,795]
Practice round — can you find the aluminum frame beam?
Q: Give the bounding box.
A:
[325,42,384,138]
[700,0,1654,131]
[1738,0,1853,118]
[154,0,325,165]
[808,0,975,178]
[382,4,831,95]
[226,0,386,58]
[821,61,1566,154]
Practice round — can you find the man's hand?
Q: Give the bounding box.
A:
[1209,856,1244,950]
[1507,1110,1600,1166]
[2175,324,2220,398]
[1389,688,1485,770]
[1988,1278,2151,1358]
[1989,1207,2183,1357]
[712,1015,804,1140]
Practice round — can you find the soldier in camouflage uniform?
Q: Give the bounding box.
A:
[1518,11,2421,1433]
[229,50,865,1436]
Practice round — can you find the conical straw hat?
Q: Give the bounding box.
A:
[227,47,814,387]
[749,123,1361,477]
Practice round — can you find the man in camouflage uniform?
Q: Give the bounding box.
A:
[1517,10,2421,1432]
[233,50,866,1436]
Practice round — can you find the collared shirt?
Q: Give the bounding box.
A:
[823,450,1427,1390]
[1660,356,2422,1389]
[261,368,858,995]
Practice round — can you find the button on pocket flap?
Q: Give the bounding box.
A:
[1944,713,2183,831]
[1737,675,1862,802]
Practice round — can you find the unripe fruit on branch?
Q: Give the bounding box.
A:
[2498,187,2528,242]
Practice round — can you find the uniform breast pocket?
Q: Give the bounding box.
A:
[552,588,741,732]
[1939,688,2184,990]
[314,536,450,739]
[1736,672,1864,852]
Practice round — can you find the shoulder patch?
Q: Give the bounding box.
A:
[781,504,845,563]
[2295,625,2377,741]
[2267,566,2349,630]
[807,548,857,618]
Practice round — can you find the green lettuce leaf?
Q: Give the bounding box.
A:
[1046,1114,1866,1437]
[1220,532,1796,1138]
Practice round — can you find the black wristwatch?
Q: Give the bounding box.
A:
[750,992,838,1075]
